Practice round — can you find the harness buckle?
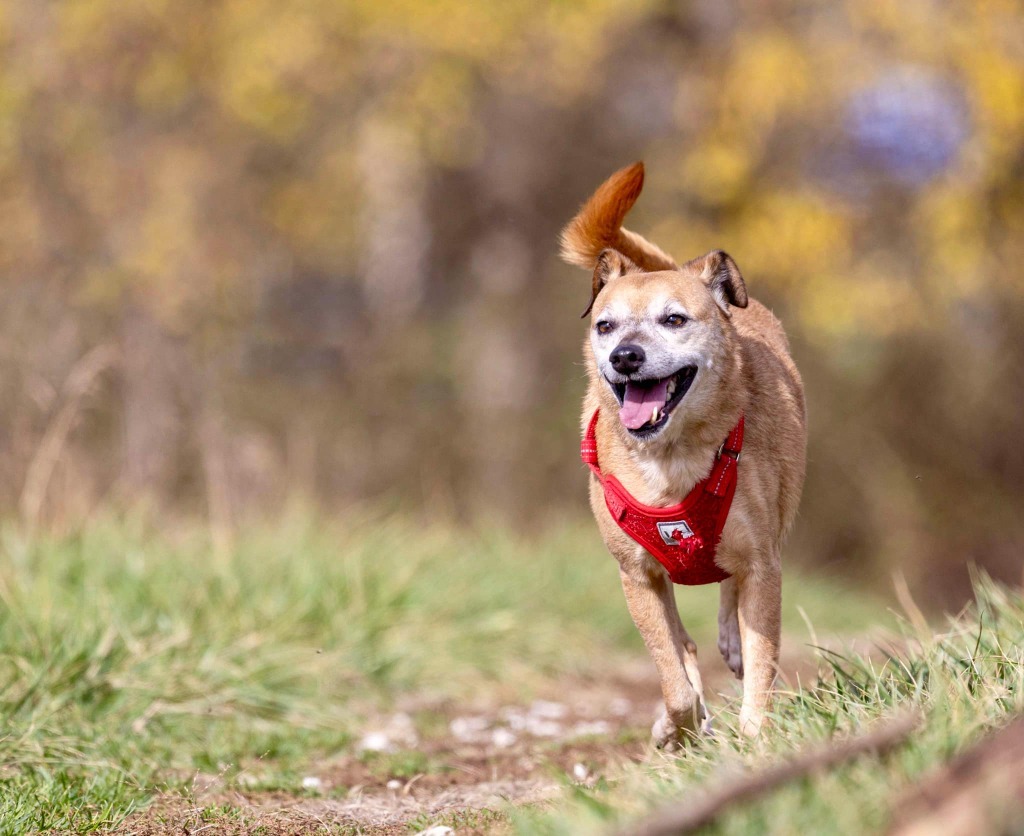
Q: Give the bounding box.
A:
[718,441,741,462]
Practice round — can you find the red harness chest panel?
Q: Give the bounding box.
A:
[581,410,744,585]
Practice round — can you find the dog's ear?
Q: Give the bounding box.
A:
[692,250,748,316]
[581,249,637,318]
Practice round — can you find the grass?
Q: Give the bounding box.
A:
[517,573,1024,835]
[4,510,1018,835]
[0,508,909,833]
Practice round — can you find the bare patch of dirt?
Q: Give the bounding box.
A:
[116,668,660,834]
[115,641,858,834]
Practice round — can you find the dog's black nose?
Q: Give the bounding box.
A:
[610,343,646,375]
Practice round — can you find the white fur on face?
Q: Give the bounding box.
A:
[590,293,715,384]
[589,285,729,444]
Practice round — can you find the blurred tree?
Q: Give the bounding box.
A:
[0,0,1021,603]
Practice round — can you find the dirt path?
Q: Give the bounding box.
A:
[115,643,839,835]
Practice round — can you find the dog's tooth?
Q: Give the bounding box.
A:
[667,378,676,396]
[651,406,660,424]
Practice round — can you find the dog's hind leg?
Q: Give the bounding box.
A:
[619,562,707,749]
[718,577,743,678]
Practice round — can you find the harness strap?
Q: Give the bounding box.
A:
[705,416,744,498]
[581,411,743,483]
[581,410,601,473]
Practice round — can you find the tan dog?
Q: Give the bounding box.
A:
[561,163,806,744]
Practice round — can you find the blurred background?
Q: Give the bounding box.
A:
[2,0,1022,607]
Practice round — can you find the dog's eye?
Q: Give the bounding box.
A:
[596,321,613,335]
[664,313,687,327]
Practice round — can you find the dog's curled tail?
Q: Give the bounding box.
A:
[559,162,679,273]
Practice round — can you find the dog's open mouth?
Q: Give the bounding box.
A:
[609,367,697,437]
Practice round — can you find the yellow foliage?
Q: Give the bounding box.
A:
[215,1,331,138]
[914,185,989,300]
[0,78,26,171]
[134,50,191,112]
[798,269,924,342]
[351,0,532,61]
[721,30,811,134]
[681,142,753,204]
[57,0,124,54]
[962,50,1024,140]
[10,0,1024,344]
[647,216,718,265]
[733,191,852,288]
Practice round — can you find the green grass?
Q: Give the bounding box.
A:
[517,574,1024,835]
[0,510,885,832]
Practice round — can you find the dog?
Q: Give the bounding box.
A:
[560,162,806,745]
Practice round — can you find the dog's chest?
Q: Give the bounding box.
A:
[633,452,712,505]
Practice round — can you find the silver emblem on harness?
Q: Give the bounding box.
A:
[657,520,693,545]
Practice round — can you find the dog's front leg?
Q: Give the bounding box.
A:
[736,560,782,737]
[619,562,706,748]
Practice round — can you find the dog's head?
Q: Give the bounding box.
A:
[586,248,748,444]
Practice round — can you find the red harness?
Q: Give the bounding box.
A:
[581,410,744,585]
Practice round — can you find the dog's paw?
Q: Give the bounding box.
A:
[651,703,708,750]
[717,615,743,679]
[651,711,684,752]
[738,706,765,738]
[652,708,693,751]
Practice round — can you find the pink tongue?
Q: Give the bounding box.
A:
[619,379,670,430]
